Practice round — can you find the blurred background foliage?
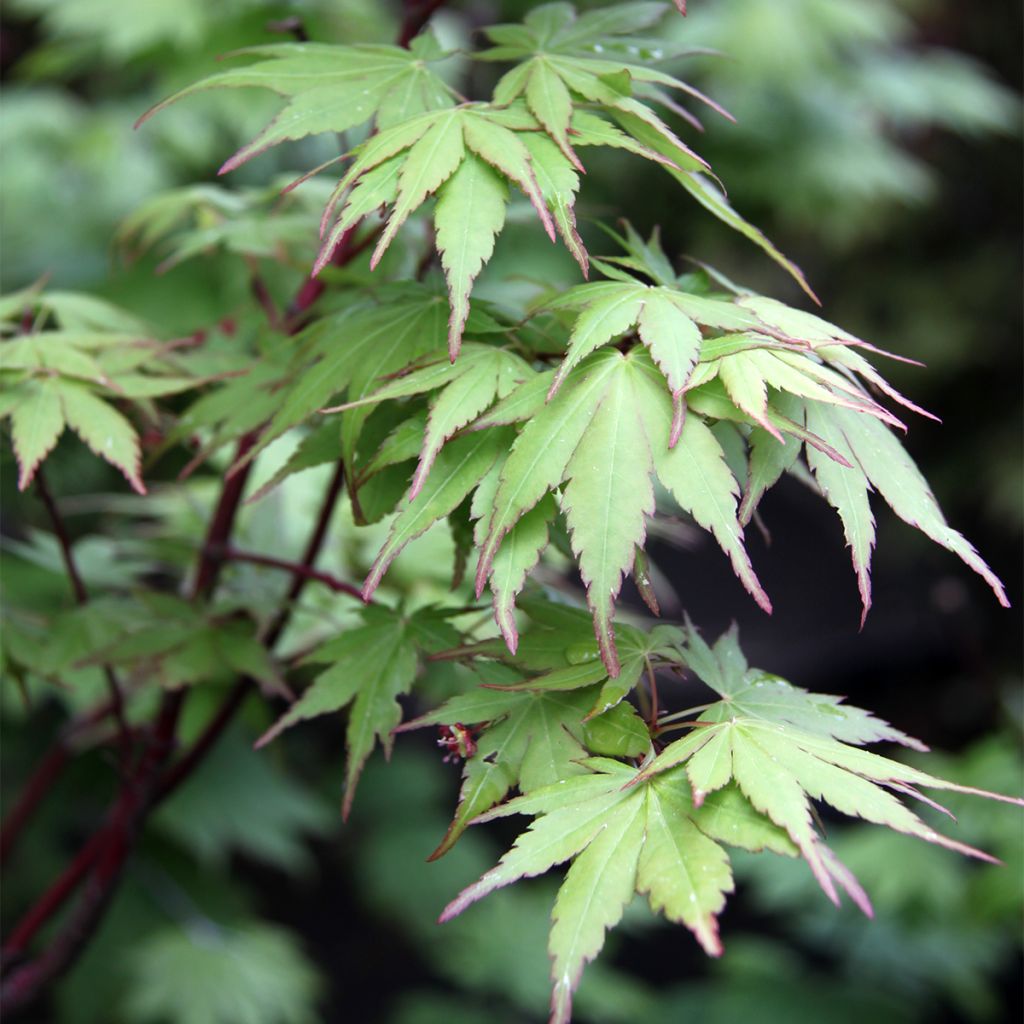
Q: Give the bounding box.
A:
[1,1,1020,1022]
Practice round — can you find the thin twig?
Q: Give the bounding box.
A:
[35,468,132,766]
[0,744,70,867]
[245,256,282,330]
[0,439,258,1008]
[1,3,431,1003]
[211,545,362,603]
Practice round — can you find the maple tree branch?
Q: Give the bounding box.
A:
[245,256,282,330]
[35,468,132,767]
[0,438,258,1010]
[211,547,361,607]
[0,693,184,1013]
[190,432,260,601]
[0,744,69,868]
[158,460,348,802]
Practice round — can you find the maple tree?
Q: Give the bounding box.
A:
[0,2,1019,1022]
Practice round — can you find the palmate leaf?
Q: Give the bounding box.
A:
[475,3,816,298]
[640,625,1023,907]
[472,347,769,674]
[90,594,282,694]
[257,605,458,818]
[225,286,448,482]
[480,1,727,161]
[488,615,685,726]
[440,758,792,1024]
[794,400,1009,615]
[1,291,200,492]
[394,598,659,859]
[116,179,330,271]
[325,342,533,499]
[125,920,320,1024]
[315,104,563,359]
[542,271,909,437]
[437,621,1018,1024]
[137,35,456,174]
[397,686,596,861]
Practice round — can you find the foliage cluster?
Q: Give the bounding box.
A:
[1,2,1020,1023]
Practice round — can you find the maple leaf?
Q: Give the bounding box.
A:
[794,401,1009,616]
[440,757,791,1024]
[88,594,283,694]
[315,104,567,359]
[486,616,685,722]
[324,342,533,499]
[541,256,912,445]
[137,35,456,174]
[221,286,449,483]
[397,686,596,861]
[1,290,200,493]
[479,2,726,166]
[639,624,1023,908]
[257,605,458,818]
[115,179,328,271]
[361,425,515,598]
[471,347,769,674]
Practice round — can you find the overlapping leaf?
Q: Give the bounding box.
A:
[398,685,596,860]
[479,1,726,169]
[221,286,449,483]
[116,179,330,270]
[475,3,814,297]
[441,757,793,1024]
[1,290,200,492]
[472,347,770,673]
[436,620,1019,1024]
[542,269,909,440]
[257,605,458,817]
[88,593,282,693]
[137,34,456,174]
[315,103,568,359]
[325,342,533,498]
[640,624,1023,906]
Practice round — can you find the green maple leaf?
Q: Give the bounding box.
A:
[116,180,328,271]
[257,605,458,818]
[137,35,456,174]
[542,261,914,447]
[479,2,724,168]
[472,347,769,674]
[325,342,533,499]
[488,617,685,722]
[91,594,282,693]
[316,104,567,359]
[223,286,449,482]
[794,400,1009,615]
[398,686,598,861]
[440,756,792,1024]
[1,290,199,493]
[361,426,515,598]
[125,920,320,1024]
[640,624,1022,907]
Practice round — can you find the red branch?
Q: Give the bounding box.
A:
[0,745,70,867]
[35,469,131,763]
[0,437,257,1009]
